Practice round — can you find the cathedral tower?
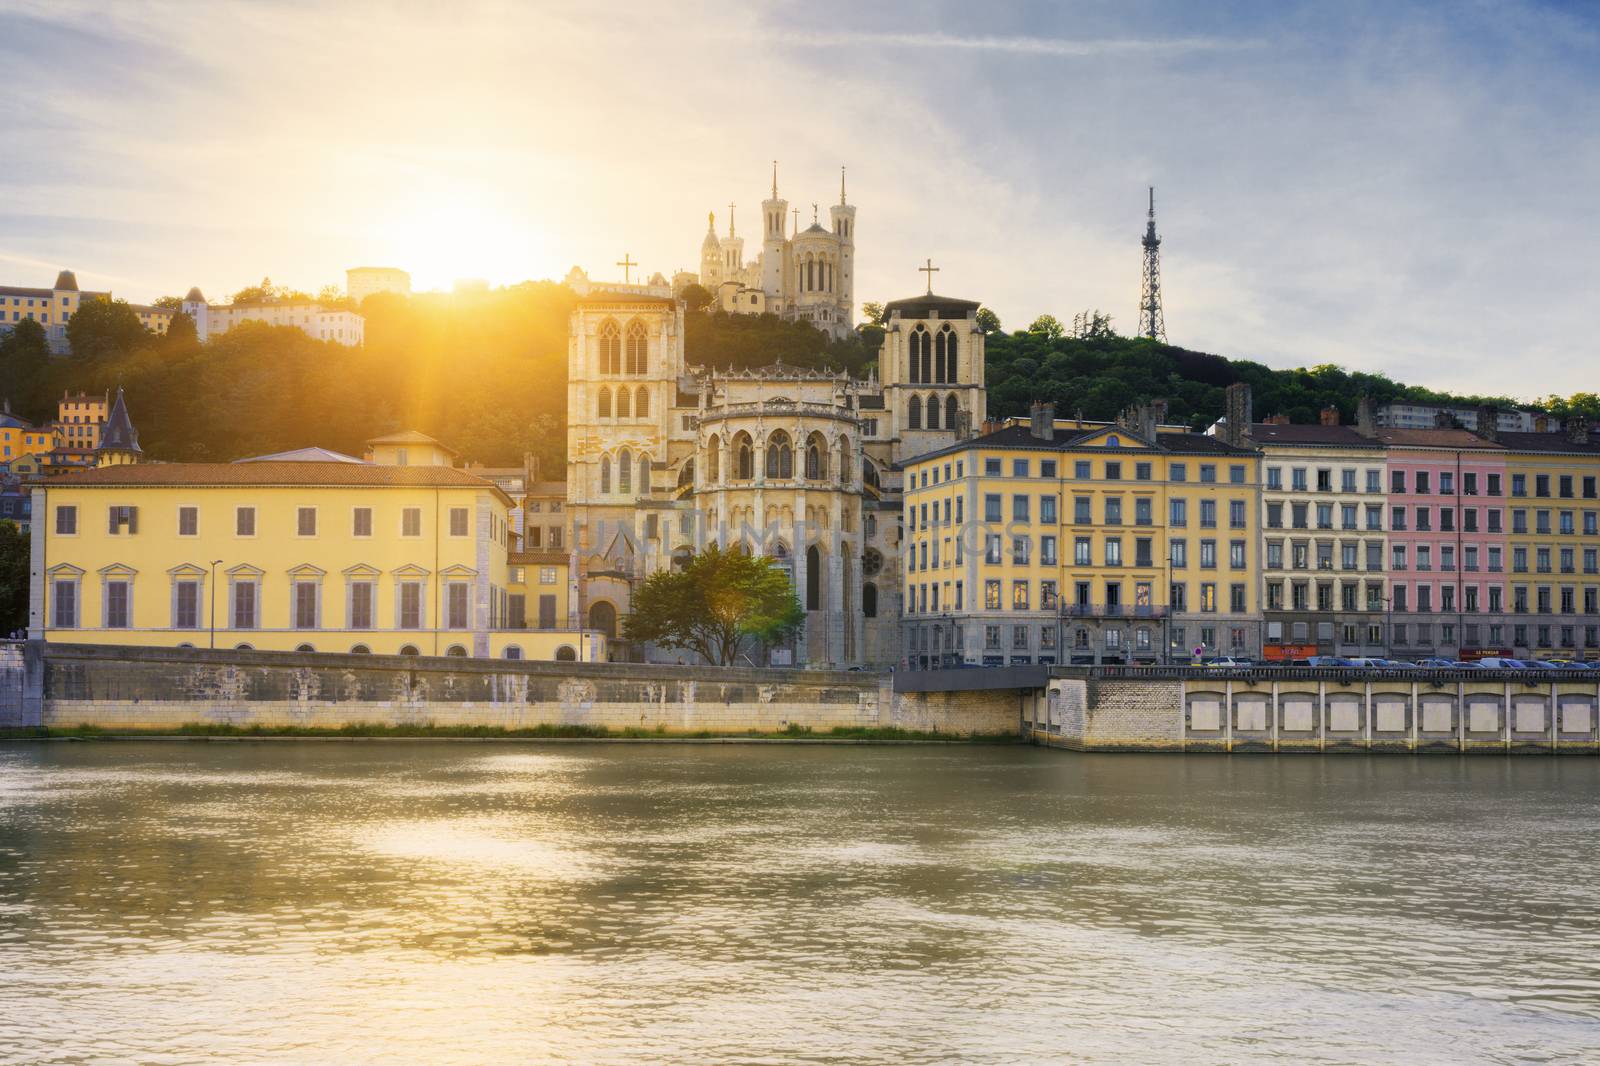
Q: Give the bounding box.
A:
[880,283,986,454]
[828,167,856,326]
[760,161,787,300]
[699,212,723,292]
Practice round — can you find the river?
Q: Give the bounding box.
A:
[0,742,1596,1064]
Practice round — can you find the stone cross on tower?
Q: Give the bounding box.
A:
[919,258,940,295]
[616,253,637,284]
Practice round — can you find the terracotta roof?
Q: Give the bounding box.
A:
[1495,431,1600,454]
[46,462,512,503]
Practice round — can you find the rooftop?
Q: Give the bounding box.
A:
[883,293,982,320]
[1247,423,1382,447]
[47,462,512,504]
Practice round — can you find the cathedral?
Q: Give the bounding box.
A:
[563,270,985,668]
[680,164,857,339]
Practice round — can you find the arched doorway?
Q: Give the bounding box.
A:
[589,601,618,640]
[555,645,577,662]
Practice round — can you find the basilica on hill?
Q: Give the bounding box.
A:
[563,223,985,666]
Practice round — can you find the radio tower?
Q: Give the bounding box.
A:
[1138,186,1167,342]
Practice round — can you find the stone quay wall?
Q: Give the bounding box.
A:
[1027,670,1600,754]
[0,642,1020,736]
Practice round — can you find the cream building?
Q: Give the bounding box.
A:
[562,275,985,666]
[346,266,411,304]
[688,164,857,339]
[181,287,364,346]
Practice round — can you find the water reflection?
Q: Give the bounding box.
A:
[0,743,1597,1064]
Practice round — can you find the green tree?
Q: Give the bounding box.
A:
[975,306,1001,334]
[162,310,200,350]
[679,283,713,312]
[0,521,27,636]
[66,297,149,360]
[149,295,184,311]
[860,301,887,326]
[1027,314,1065,340]
[623,545,803,665]
[232,277,278,304]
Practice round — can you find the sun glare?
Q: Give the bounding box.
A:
[372,193,546,292]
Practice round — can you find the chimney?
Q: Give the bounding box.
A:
[1355,395,1377,437]
[1223,383,1252,448]
[1566,414,1590,445]
[1319,405,1340,427]
[1150,399,1169,431]
[1264,413,1291,426]
[1029,401,1055,441]
[1476,405,1499,443]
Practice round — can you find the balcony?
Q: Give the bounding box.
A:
[1060,604,1170,619]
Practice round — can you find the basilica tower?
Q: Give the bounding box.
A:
[699,212,722,292]
[828,167,856,327]
[760,161,787,301]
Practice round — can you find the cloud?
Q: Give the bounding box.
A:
[777,30,1263,57]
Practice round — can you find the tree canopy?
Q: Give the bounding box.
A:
[622,545,804,665]
[66,297,150,361]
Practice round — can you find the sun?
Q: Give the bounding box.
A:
[369,188,547,292]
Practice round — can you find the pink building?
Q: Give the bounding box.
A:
[1381,429,1509,659]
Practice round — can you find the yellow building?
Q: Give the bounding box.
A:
[1,405,56,463]
[1497,426,1600,658]
[28,458,603,662]
[56,391,109,450]
[0,272,170,355]
[900,402,1262,667]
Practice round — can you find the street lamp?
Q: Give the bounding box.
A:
[209,560,223,649]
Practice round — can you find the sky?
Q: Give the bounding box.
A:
[2,0,1598,399]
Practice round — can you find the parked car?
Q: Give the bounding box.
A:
[1203,656,1253,669]
[1448,660,1485,669]
[1306,655,1354,667]
[1414,657,1457,668]
[1288,658,1313,667]
[1476,657,1530,670]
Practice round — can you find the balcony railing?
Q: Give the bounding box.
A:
[1060,604,1170,619]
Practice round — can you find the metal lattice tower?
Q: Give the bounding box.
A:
[1138,186,1167,342]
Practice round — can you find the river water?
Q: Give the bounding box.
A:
[0,742,1597,1065]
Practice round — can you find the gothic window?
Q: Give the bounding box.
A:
[765,431,792,479]
[806,444,820,480]
[946,393,959,430]
[638,454,651,496]
[599,320,621,374]
[805,433,828,480]
[909,325,925,383]
[940,325,957,381]
[926,393,940,430]
[600,455,611,494]
[626,321,647,375]
[863,458,880,489]
[921,331,932,383]
[836,436,851,486]
[806,545,821,611]
[934,329,946,383]
[619,450,632,495]
[863,582,878,618]
[616,387,630,418]
[735,433,754,480]
[806,257,814,292]
[908,394,923,430]
[597,386,611,418]
[636,386,649,417]
[707,435,721,482]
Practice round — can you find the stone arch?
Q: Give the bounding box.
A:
[733,431,754,480]
[350,644,371,654]
[295,643,315,653]
[765,429,793,479]
[805,544,822,611]
[446,644,468,657]
[600,455,611,494]
[616,386,631,418]
[706,434,721,482]
[635,386,649,417]
[555,645,577,662]
[805,431,828,480]
[597,386,611,418]
[945,393,959,430]
[619,449,632,495]
[589,601,618,639]
[908,394,922,430]
[909,324,927,384]
[400,644,420,656]
[637,453,651,496]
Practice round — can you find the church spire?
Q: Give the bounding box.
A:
[840,166,847,205]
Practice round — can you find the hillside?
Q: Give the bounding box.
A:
[1,285,1586,469]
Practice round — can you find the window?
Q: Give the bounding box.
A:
[353,508,373,537]
[104,580,130,628]
[449,507,469,536]
[1012,459,1029,478]
[1392,470,1406,493]
[1105,538,1123,566]
[1040,460,1057,478]
[1105,497,1123,525]
[1170,499,1188,527]
[174,580,199,629]
[109,505,137,535]
[1136,462,1152,481]
[984,494,1001,522]
[1170,539,1188,568]
[1041,496,1057,523]
[1075,537,1092,565]
[236,506,256,536]
[399,582,423,629]
[402,507,422,537]
[1135,498,1152,526]
[294,582,318,629]
[1012,581,1029,610]
[349,582,374,630]
[1199,539,1217,569]
[1200,464,1217,484]
[48,576,76,627]
[985,580,1001,610]
[1200,583,1217,612]
[55,505,77,535]
[1104,462,1122,481]
[447,583,470,629]
[1171,463,1187,483]
[1012,495,1030,522]
[1230,584,1247,613]
[233,580,258,629]
[1041,536,1058,565]
[1230,465,1246,485]
[1200,500,1217,528]
[1231,501,1247,529]
[1230,540,1246,569]
[1416,471,1430,495]
[985,535,1002,564]
[178,507,198,537]
[297,507,317,537]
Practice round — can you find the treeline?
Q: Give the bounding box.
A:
[3,282,1592,471]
